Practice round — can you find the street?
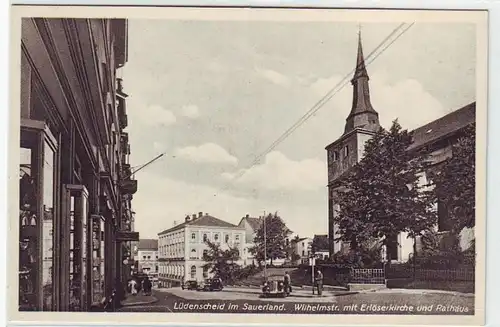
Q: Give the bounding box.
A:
[118,287,475,315]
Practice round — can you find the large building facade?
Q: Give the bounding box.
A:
[135,239,159,274]
[325,33,475,262]
[18,18,139,312]
[158,213,246,287]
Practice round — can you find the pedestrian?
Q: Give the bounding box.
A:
[315,269,323,296]
[128,278,138,296]
[143,276,152,295]
[283,271,291,296]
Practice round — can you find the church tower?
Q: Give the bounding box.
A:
[325,30,381,257]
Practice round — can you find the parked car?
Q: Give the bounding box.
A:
[261,275,289,298]
[181,280,198,290]
[197,278,223,291]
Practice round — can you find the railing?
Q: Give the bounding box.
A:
[351,268,385,284]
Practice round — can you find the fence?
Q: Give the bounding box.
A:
[385,264,475,282]
[350,268,385,284]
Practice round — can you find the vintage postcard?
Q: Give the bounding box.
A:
[7,5,487,326]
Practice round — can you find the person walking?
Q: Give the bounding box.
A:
[315,269,323,296]
[142,276,152,296]
[283,271,291,296]
[128,278,138,296]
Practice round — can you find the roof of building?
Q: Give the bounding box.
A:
[138,239,158,250]
[409,102,475,151]
[159,214,241,235]
[237,215,263,231]
[291,237,310,243]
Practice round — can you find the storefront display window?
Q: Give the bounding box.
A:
[64,185,89,311]
[19,119,58,311]
[91,214,105,305]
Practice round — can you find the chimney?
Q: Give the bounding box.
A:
[205,213,209,216]
[198,212,203,218]
[185,215,191,222]
[246,214,249,218]
[173,220,178,226]
[192,214,196,220]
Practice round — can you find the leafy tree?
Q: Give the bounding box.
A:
[334,120,436,261]
[202,240,241,284]
[250,212,292,265]
[428,124,475,234]
[311,235,329,255]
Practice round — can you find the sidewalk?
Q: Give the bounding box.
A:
[224,286,357,298]
[121,293,159,307]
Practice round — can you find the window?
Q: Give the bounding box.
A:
[190,249,197,259]
[203,266,208,278]
[302,250,305,256]
[190,265,196,279]
[235,235,240,241]
[147,256,151,260]
[214,234,219,241]
[203,249,208,257]
[225,234,229,243]
[330,150,339,162]
[344,145,349,157]
[143,256,146,260]
[191,233,196,240]
[203,234,207,242]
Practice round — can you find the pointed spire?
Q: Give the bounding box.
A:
[352,26,368,82]
[344,28,380,135]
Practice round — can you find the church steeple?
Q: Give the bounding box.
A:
[344,29,380,134]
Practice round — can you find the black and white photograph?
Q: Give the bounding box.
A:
[7,5,487,326]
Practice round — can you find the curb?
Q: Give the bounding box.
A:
[121,296,159,307]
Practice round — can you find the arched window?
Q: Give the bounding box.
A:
[203,234,208,242]
[191,233,196,240]
[225,234,229,243]
[190,265,196,279]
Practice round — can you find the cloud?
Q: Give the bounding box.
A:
[222,151,326,191]
[255,68,292,87]
[180,104,201,119]
[132,171,327,239]
[127,98,177,127]
[174,143,238,165]
[308,72,448,132]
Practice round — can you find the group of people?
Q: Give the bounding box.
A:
[282,268,324,297]
[127,275,153,296]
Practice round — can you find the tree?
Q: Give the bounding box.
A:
[250,212,292,266]
[202,240,241,284]
[334,120,436,260]
[311,235,329,255]
[428,124,475,234]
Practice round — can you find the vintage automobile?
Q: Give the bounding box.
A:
[261,275,289,298]
[181,280,198,290]
[197,278,224,292]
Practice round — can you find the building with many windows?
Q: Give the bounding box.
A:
[325,33,475,262]
[18,18,138,312]
[135,239,159,274]
[157,213,245,287]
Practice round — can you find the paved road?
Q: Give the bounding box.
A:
[118,287,474,315]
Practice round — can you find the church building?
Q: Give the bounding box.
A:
[325,33,475,262]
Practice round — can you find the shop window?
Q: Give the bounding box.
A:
[64,184,90,311]
[19,119,58,312]
[90,215,105,306]
[190,266,196,279]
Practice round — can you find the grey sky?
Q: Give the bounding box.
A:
[122,19,476,239]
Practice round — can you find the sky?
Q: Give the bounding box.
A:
[121,19,476,240]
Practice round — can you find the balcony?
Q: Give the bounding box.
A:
[120,178,138,195]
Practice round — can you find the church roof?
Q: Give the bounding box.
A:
[158,214,242,235]
[409,102,475,151]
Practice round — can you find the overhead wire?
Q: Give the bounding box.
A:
[195,22,415,209]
